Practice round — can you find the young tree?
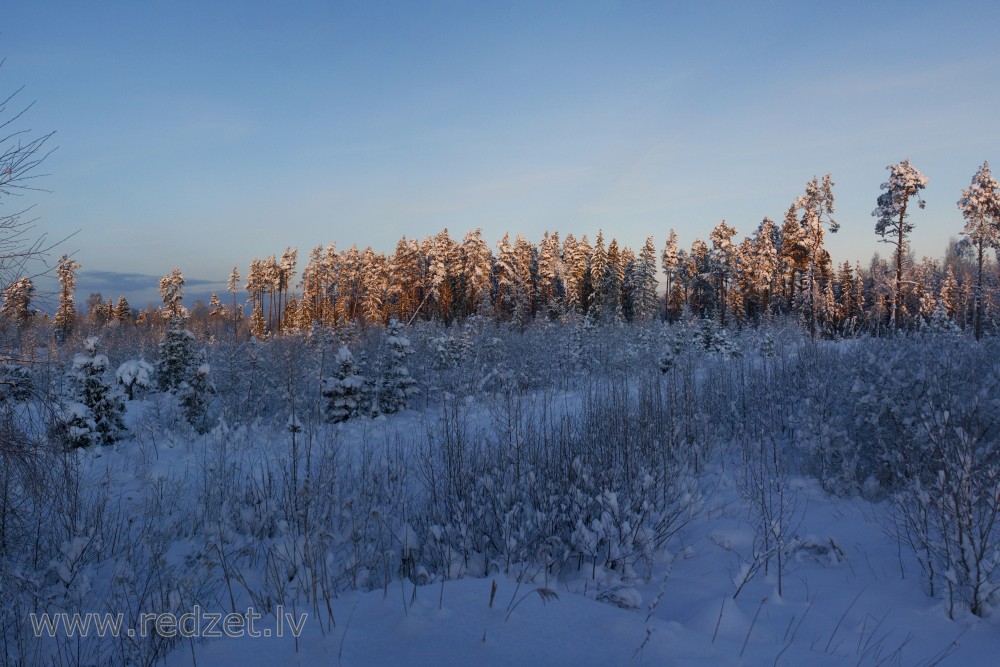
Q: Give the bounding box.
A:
[873,159,928,330]
[177,353,214,433]
[957,161,1000,340]
[322,345,370,422]
[375,319,417,414]
[65,337,126,446]
[249,300,267,340]
[115,358,153,400]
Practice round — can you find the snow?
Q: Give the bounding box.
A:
[9,326,1000,666]
[36,402,998,667]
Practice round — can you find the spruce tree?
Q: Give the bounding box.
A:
[65,337,126,446]
[155,269,195,392]
[322,345,369,422]
[177,352,214,433]
[376,319,418,415]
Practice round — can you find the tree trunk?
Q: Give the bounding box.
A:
[894,198,908,330]
[976,240,984,341]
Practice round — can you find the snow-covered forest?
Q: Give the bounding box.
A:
[4,156,1000,664]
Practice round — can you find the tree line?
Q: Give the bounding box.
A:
[6,159,1000,341]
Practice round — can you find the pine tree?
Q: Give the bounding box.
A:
[778,205,807,311]
[159,268,187,321]
[873,159,928,330]
[563,233,590,315]
[227,266,241,338]
[957,161,1000,340]
[634,236,659,321]
[661,230,679,321]
[620,247,639,321]
[795,175,838,339]
[686,238,711,317]
[588,231,608,315]
[277,246,298,327]
[537,231,564,320]
[208,293,227,319]
[459,228,493,318]
[54,254,80,340]
[1,276,34,325]
[709,221,738,327]
[593,237,624,322]
[426,229,457,322]
[746,218,778,318]
[495,233,533,325]
[360,247,388,326]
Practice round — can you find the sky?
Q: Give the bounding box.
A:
[3,0,1000,307]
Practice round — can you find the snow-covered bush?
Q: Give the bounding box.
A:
[115,358,154,400]
[697,318,740,357]
[0,356,32,402]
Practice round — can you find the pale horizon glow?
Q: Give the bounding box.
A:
[5,0,1000,307]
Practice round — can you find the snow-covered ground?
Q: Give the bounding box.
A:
[6,324,1000,666]
[74,405,1000,666]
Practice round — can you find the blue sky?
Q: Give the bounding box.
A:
[4,1,999,307]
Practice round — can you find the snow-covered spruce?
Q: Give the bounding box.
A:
[322,344,370,422]
[372,319,418,415]
[156,318,196,392]
[177,353,215,433]
[59,337,126,447]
